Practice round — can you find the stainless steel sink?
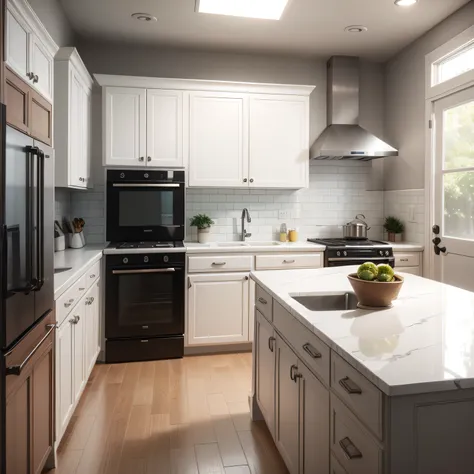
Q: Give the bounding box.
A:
[54,267,72,274]
[292,293,359,311]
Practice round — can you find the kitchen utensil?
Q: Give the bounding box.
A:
[342,214,371,240]
[347,273,404,308]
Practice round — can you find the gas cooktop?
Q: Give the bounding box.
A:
[307,238,390,248]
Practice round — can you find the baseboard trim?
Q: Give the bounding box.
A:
[184,342,252,356]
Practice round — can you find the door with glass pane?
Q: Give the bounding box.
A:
[433,86,474,291]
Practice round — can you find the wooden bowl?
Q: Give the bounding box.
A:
[347,273,404,308]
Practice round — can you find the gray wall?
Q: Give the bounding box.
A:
[28,0,75,47]
[383,0,474,191]
[77,40,386,184]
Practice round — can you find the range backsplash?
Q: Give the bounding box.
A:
[68,162,425,245]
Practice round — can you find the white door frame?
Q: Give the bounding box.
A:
[424,26,474,278]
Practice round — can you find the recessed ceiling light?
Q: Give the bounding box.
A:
[344,25,368,33]
[394,0,418,5]
[131,13,157,22]
[196,0,289,20]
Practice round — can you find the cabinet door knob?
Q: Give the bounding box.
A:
[249,178,254,183]
[147,156,152,162]
[268,336,276,352]
[138,157,144,162]
[33,74,39,84]
[243,178,248,183]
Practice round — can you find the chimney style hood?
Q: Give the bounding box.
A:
[310,56,398,161]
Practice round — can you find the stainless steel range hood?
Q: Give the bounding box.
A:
[310,56,398,161]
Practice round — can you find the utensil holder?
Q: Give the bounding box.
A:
[70,232,85,249]
[54,235,65,252]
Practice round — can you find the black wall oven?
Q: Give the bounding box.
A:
[106,169,185,243]
[105,252,185,363]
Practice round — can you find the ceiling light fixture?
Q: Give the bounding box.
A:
[394,0,418,6]
[344,25,368,33]
[131,13,157,22]
[196,0,289,20]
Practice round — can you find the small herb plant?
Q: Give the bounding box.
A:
[383,216,405,234]
[190,214,214,230]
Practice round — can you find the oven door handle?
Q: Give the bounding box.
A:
[328,257,394,262]
[112,268,180,275]
[112,183,180,188]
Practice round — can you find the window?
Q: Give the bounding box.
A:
[435,42,474,85]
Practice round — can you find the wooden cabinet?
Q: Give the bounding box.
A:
[255,310,276,436]
[187,272,250,345]
[275,334,300,474]
[147,89,184,167]
[299,362,330,474]
[188,91,249,187]
[5,0,57,102]
[5,312,55,474]
[55,47,93,189]
[5,66,53,145]
[103,86,147,167]
[249,95,309,188]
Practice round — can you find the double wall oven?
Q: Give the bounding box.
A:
[105,169,186,363]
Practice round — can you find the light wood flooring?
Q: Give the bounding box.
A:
[49,353,288,474]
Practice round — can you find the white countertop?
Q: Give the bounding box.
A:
[251,266,474,396]
[386,242,424,251]
[185,241,326,253]
[54,246,104,299]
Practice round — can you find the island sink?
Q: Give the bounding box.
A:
[292,292,358,311]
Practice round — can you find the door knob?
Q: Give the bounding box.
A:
[432,225,440,235]
[432,237,441,245]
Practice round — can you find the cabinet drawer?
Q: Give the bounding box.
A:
[331,393,383,474]
[86,260,101,288]
[273,301,330,385]
[255,285,273,322]
[396,266,421,276]
[331,352,383,440]
[188,255,252,273]
[255,253,322,270]
[394,252,420,267]
[56,275,87,326]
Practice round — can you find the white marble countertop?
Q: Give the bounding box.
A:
[386,242,424,251]
[251,266,474,396]
[54,246,104,299]
[185,241,326,254]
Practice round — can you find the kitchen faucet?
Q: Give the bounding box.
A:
[241,208,252,241]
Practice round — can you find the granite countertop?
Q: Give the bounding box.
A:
[185,241,326,253]
[54,245,105,299]
[251,266,474,396]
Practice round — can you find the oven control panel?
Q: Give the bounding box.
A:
[108,253,185,268]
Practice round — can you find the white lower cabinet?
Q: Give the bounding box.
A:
[255,310,276,436]
[275,334,300,474]
[187,273,250,345]
[56,267,101,446]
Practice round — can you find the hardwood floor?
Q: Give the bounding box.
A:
[49,353,288,474]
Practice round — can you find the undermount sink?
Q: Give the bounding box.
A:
[54,267,72,274]
[245,241,281,247]
[292,293,359,311]
[217,242,247,247]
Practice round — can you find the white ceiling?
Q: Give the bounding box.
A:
[60,0,470,61]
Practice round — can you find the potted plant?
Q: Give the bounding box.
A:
[190,214,215,244]
[383,216,405,242]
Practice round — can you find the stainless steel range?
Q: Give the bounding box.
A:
[307,238,394,267]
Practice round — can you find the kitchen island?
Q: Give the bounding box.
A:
[250,266,474,474]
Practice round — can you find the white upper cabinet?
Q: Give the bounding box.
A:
[55,47,94,189]
[104,87,147,167]
[189,91,249,187]
[249,95,309,188]
[6,0,58,102]
[147,89,184,168]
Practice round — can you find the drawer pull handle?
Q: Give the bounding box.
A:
[268,336,276,352]
[339,437,363,460]
[90,274,96,278]
[283,259,295,264]
[290,364,301,382]
[258,297,268,305]
[79,287,85,291]
[141,340,149,343]
[212,262,227,266]
[400,258,409,262]
[339,376,362,395]
[303,343,322,359]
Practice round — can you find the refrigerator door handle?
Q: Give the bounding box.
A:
[36,148,45,290]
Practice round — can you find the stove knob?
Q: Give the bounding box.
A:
[337,251,341,257]
[120,172,125,179]
[144,173,149,179]
[343,251,347,257]
[122,257,128,264]
[163,255,169,263]
[144,256,149,263]
[385,251,390,257]
[379,250,384,256]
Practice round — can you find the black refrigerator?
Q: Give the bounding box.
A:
[0,108,55,473]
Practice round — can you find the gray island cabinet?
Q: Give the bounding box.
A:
[250,267,474,474]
